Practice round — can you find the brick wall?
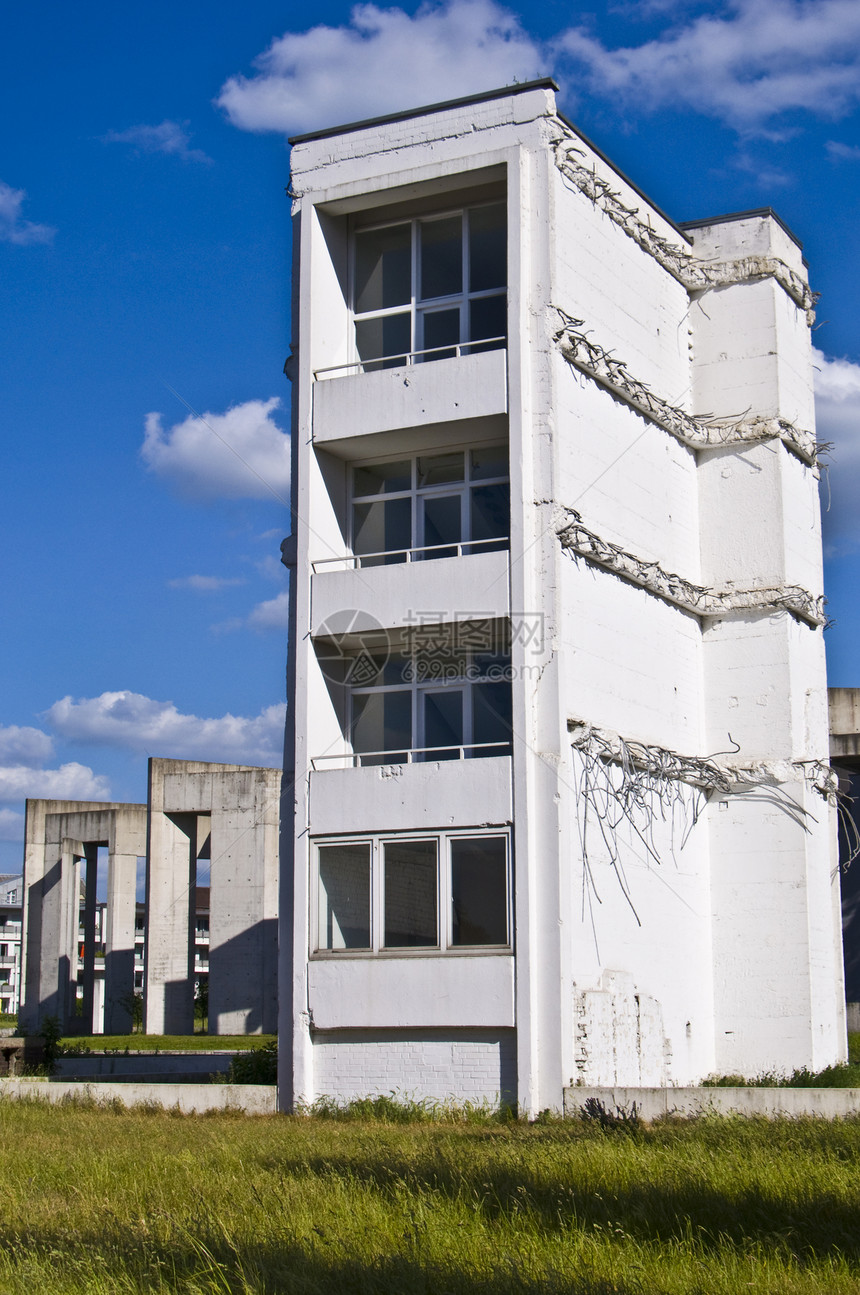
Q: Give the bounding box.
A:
[312,1028,516,1105]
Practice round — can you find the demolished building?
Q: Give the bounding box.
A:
[279,79,844,1115]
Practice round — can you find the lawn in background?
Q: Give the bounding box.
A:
[0,1099,859,1293]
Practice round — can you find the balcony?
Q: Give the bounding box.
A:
[311,545,509,637]
[312,347,507,448]
[308,753,512,836]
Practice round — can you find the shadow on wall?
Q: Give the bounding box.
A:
[209,918,278,1035]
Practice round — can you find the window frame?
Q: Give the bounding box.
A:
[350,202,507,369]
[349,444,510,566]
[311,829,512,958]
[348,644,513,765]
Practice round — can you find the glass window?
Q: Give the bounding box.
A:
[317,843,371,950]
[353,461,412,496]
[313,832,510,956]
[451,836,508,945]
[468,203,506,292]
[421,689,465,759]
[353,497,412,566]
[352,691,412,764]
[384,839,438,948]
[354,224,411,313]
[352,203,506,367]
[355,314,411,372]
[420,216,462,300]
[350,446,508,565]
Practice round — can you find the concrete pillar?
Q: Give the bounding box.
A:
[80,842,98,1033]
[208,768,280,1035]
[144,800,196,1036]
[103,805,145,1034]
[688,211,844,1074]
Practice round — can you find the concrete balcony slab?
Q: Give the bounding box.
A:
[309,755,512,835]
[312,348,507,447]
[311,548,510,636]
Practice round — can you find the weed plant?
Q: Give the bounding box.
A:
[0,1097,859,1292]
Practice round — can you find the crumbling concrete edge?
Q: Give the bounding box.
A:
[553,311,819,465]
[556,506,826,628]
[552,138,817,324]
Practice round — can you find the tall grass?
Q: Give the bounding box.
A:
[0,1098,859,1292]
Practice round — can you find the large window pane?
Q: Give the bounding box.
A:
[355,225,411,313]
[421,689,464,759]
[417,452,464,487]
[383,839,438,948]
[470,482,510,550]
[421,493,461,557]
[451,837,508,946]
[317,844,371,950]
[468,294,507,350]
[468,204,506,292]
[470,445,508,481]
[472,681,513,755]
[354,461,411,496]
[353,496,412,565]
[352,690,412,763]
[420,216,462,301]
[355,314,411,370]
[420,308,460,360]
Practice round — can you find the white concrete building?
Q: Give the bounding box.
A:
[280,80,844,1114]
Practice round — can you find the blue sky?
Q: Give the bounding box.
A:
[2,0,860,871]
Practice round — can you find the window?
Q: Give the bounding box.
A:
[314,831,510,953]
[353,202,506,370]
[351,445,509,566]
[348,639,513,765]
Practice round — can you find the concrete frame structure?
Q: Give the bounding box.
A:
[21,801,146,1035]
[20,759,280,1037]
[281,81,844,1114]
[144,759,280,1036]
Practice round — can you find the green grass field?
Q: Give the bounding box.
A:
[57,1034,276,1053]
[1,1099,859,1293]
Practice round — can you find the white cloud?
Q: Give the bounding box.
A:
[558,0,860,132]
[44,691,286,768]
[0,763,110,803]
[247,590,290,631]
[0,180,54,246]
[0,725,54,766]
[103,120,212,164]
[141,397,290,501]
[217,0,544,135]
[0,809,25,842]
[827,140,860,162]
[814,348,860,552]
[168,575,246,592]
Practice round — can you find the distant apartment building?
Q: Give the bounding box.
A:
[280,80,843,1114]
[0,875,23,1016]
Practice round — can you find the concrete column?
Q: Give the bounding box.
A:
[80,842,98,1033]
[208,768,280,1035]
[689,211,843,1074]
[144,802,196,1036]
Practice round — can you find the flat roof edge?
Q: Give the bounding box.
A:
[288,79,559,146]
[678,207,803,252]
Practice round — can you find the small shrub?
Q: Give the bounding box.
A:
[227,1038,277,1084]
